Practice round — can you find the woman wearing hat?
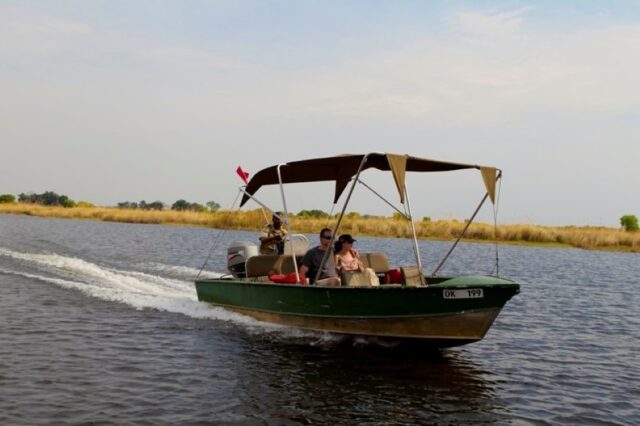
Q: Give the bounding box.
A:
[334,234,380,286]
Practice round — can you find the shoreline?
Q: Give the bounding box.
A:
[0,204,638,253]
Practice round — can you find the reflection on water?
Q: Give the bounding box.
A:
[0,214,639,424]
[205,331,502,424]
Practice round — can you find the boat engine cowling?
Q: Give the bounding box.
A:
[227,241,259,278]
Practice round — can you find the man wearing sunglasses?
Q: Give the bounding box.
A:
[299,228,341,286]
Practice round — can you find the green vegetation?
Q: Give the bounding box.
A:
[116,199,221,212]
[117,200,164,210]
[297,209,329,218]
[17,191,76,208]
[0,194,16,203]
[620,214,639,232]
[206,201,221,212]
[171,199,205,212]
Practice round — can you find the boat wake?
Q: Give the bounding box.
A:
[0,247,388,346]
[0,247,272,329]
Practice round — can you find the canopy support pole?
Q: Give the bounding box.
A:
[432,171,502,277]
[276,164,300,282]
[356,178,409,219]
[404,183,422,274]
[196,187,243,280]
[239,187,274,215]
[313,155,369,285]
[431,192,488,277]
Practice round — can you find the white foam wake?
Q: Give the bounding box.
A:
[0,247,344,342]
[137,262,222,280]
[0,247,263,326]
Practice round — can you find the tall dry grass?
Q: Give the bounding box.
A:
[1,203,638,252]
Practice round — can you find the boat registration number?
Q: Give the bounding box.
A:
[443,289,484,299]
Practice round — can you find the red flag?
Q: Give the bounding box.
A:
[236,166,250,184]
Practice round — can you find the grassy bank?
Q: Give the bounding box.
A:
[1,203,638,253]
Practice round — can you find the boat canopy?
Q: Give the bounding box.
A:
[240,153,499,207]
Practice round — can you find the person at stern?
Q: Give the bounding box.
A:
[259,212,288,255]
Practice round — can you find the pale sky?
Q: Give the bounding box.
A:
[1,1,639,227]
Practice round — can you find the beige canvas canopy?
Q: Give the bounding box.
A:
[240,153,499,207]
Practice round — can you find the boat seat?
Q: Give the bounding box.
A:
[245,255,285,277]
[400,266,426,287]
[279,255,306,274]
[283,234,310,256]
[359,252,390,273]
[246,252,390,278]
[245,255,305,277]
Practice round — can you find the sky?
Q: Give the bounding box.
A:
[1,0,639,227]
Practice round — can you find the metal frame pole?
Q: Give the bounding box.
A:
[313,155,369,285]
[356,178,409,219]
[276,164,300,282]
[403,181,422,273]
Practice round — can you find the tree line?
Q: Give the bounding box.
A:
[0,191,79,207]
[0,191,221,212]
[117,200,221,212]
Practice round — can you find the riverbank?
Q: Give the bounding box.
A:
[1,204,638,252]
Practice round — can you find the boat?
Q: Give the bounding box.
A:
[195,153,519,347]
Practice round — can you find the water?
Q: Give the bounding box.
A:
[1,214,638,424]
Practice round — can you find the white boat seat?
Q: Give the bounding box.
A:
[279,255,306,274]
[283,234,310,256]
[245,252,390,278]
[359,252,390,273]
[245,255,305,277]
[400,266,426,286]
[245,255,284,277]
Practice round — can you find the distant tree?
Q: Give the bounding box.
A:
[61,194,76,207]
[171,199,190,211]
[139,200,148,210]
[392,212,406,220]
[620,214,639,232]
[147,201,165,211]
[422,216,431,222]
[298,209,329,218]
[171,200,206,212]
[0,194,16,203]
[117,201,138,209]
[206,201,221,212]
[16,191,74,207]
[76,201,95,208]
[189,202,206,212]
[346,211,362,219]
[41,191,61,205]
[59,195,76,208]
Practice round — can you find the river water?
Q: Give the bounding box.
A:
[0,213,638,424]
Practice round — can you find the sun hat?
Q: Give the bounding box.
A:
[338,234,356,243]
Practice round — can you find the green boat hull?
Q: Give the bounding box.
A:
[195,275,519,347]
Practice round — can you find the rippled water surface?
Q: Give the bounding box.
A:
[1,214,638,424]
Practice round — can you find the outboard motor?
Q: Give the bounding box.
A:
[227,241,259,278]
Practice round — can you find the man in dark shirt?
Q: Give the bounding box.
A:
[299,228,341,286]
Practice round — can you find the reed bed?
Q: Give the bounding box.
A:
[1,204,638,253]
